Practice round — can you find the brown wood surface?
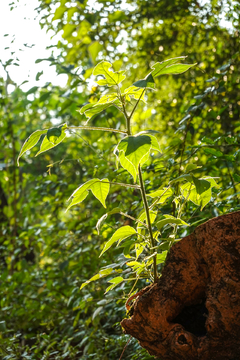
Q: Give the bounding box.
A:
[121,211,240,360]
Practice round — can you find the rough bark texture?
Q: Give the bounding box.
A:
[121,211,240,360]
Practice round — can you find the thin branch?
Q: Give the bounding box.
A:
[128,88,145,122]
[138,165,157,282]
[118,336,132,360]
[101,180,140,189]
[119,212,148,227]
[67,126,127,134]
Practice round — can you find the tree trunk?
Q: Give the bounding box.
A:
[121,211,240,360]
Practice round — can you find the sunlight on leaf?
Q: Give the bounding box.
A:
[67,178,110,211]
[93,60,126,86]
[17,129,47,165]
[100,226,136,257]
[36,125,67,156]
[151,57,196,77]
[156,215,189,230]
[116,135,160,180]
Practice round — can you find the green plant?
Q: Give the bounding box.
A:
[18,57,219,295]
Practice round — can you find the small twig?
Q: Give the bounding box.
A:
[118,336,132,360]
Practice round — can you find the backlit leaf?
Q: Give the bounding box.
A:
[96,207,122,234]
[47,127,62,144]
[151,57,196,77]
[88,41,102,63]
[80,268,114,290]
[156,215,189,230]
[147,187,173,204]
[118,151,137,181]
[17,129,47,165]
[133,73,155,89]
[122,86,147,102]
[67,178,110,211]
[90,178,110,208]
[93,60,125,86]
[156,251,167,265]
[115,134,160,180]
[100,226,136,257]
[108,276,124,284]
[180,182,212,210]
[79,99,121,122]
[36,125,67,156]
[192,175,211,195]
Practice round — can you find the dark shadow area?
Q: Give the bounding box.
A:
[173,299,208,337]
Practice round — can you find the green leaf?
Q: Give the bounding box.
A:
[185,164,202,173]
[136,130,160,135]
[62,23,76,39]
[90,178,110,207]
[156,251,167,265]
[47,127,62,144]
[36,125,67,156]
[147,187,173,204]
[67,178,110,211]
[151,57,186,77]
[201,176,219,188]
[116,135,153,180]
[118,151,137,181]
[0,321,6,332]
[108,276,124,284]
[138,210,157,224]
[133,73,155,89]
[126,261,145,275]
[84,103,113,120]
[17,129,47,165]
[96,94,118,104]
[169,174,192,184]
[36,70,43,81]
[88,41,102,63]
[80,268,114,290]
[135,243,145,259]
[192,175,211,195]
[180,182,212,210]
[100,226,136,257]
[151,57,196,77]
[96,207,122,234]
[156,215,189,230]
[52,6,66,21]
[26,86,38,95]
[203,148,223,157]
[79,100,120,122]
[96,214,108,235]
[93,60,125,86]
[122,86,146,103]
[147,135,161,152]
[233,174,240,183]
[107,207,122,215]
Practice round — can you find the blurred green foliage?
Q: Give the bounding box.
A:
[0,0,239,358]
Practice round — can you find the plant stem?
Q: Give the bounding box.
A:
[67,126,127,134]
[138,164,157,282]
[129,88,145,122]
[101,180,140,189]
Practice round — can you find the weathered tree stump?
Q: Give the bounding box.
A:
[121,211,240,360]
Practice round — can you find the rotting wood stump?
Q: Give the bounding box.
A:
[121,211,240,360]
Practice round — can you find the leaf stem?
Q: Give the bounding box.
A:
[138,164,157,282]
[67,126,127,134]
[129,88,146,122]
[119,212,148,228]
[101,180,140,189]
